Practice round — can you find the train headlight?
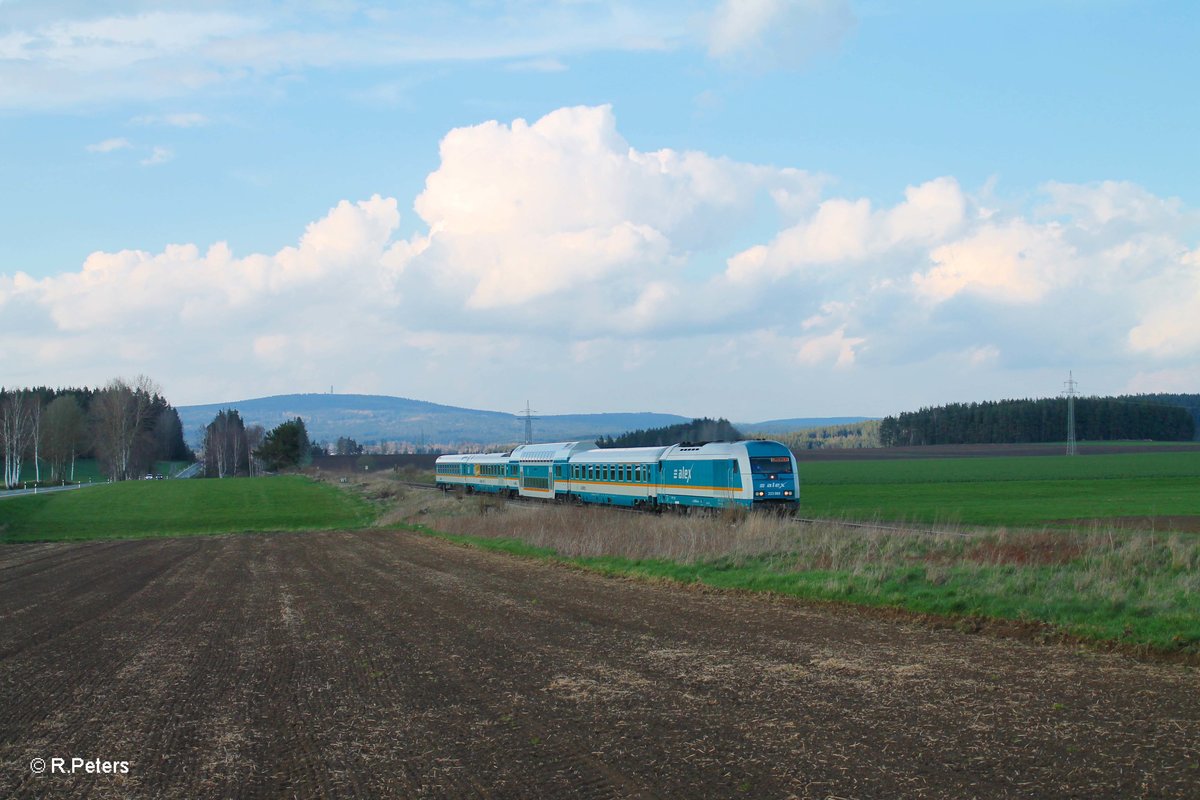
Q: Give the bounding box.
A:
[784,490,793,496]
[755,491,765,497]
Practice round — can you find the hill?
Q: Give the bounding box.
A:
[178,394,691,449]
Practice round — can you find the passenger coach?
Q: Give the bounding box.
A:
[435,439,799,512]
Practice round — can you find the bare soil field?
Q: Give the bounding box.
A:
[2,530,1198,799]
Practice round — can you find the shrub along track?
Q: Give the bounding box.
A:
[1,530,1197,799]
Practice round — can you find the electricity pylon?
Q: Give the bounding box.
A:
[1062,372,1078,456]
[520,401,538,445]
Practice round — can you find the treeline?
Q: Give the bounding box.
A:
[0,377,193,488]
[1128,394,1200,441]
[596,418,743,448]
[202,412,313,477]
[879,397,1195,447]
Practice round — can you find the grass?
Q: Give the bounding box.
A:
[800,452,1200,526]
[377,482,1200,655]
[0,475,374,542]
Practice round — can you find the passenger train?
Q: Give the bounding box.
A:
[435,439,799,512]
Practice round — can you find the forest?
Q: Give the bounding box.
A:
[596,418,744,448]
[878,395,1197,447]
[0,377,192,488]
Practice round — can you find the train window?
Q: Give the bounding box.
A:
[750,456,793,474]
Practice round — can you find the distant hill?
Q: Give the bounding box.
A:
[740,417,875,434]
[178,394,691,449]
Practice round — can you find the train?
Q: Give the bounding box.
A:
[435,439,799,512]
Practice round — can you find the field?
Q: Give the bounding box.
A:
[799,451,1200,527]
[0,476,373,542]
[2,454,1199,797]
[3,531,1198,799]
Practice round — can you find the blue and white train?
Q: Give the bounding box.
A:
[435,439,799,512]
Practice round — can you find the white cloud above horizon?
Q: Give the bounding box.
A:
[2,105,1197,417]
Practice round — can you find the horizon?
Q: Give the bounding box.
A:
[2,2,1197,420]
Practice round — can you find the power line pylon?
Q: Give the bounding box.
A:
[520,401,538,445]
[1062,371,1078,456]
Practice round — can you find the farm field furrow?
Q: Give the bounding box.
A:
[2,530,1198,799]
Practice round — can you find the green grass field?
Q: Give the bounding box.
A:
[0,476,374,542]
[800,452,1200,526]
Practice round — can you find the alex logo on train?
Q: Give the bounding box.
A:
[672,467,693,482]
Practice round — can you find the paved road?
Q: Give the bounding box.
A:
[0,483,99,501]
[1,530,1197,798]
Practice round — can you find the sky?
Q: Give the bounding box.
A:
[1,0,1197,422]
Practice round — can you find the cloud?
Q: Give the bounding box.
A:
[0,4,690,111]
[408,104,818,316]
[708,0,856,69]
[913,219,1076,304]
[1126,248,1200,358]
[0,2,860,112]
[86,137,132,153]
[725,176,966,283]
[3,105,1198,416]
[132,112,209,127]
[140,146,174,166]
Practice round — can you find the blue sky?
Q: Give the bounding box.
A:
[1,1,1197,421]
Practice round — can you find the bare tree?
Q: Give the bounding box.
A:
[92,376,161,481]
[245,424,265,477]
[29,393,44,483]
[0,390,35,488]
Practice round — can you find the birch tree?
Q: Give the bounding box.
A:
[0,390,35,488]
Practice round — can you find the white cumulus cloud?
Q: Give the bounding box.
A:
[3,106,1198,414]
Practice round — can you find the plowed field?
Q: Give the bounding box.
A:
[2,531,1197,799]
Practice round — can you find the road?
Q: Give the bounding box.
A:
[1,530,1197,798]
[0,483,99,501]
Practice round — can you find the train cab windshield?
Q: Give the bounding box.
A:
[750,456,793,475]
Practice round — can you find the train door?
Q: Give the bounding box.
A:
[722,459,738,507]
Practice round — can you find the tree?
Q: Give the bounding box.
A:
[0,390,36,488]
[255,418,310,471]
[41,394,87,483]
[152,407,193,464]
[245,425,266,477]
[203,409,248,478]
[91,376,161,480]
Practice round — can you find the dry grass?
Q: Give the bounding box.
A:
[365,486,1200,651]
